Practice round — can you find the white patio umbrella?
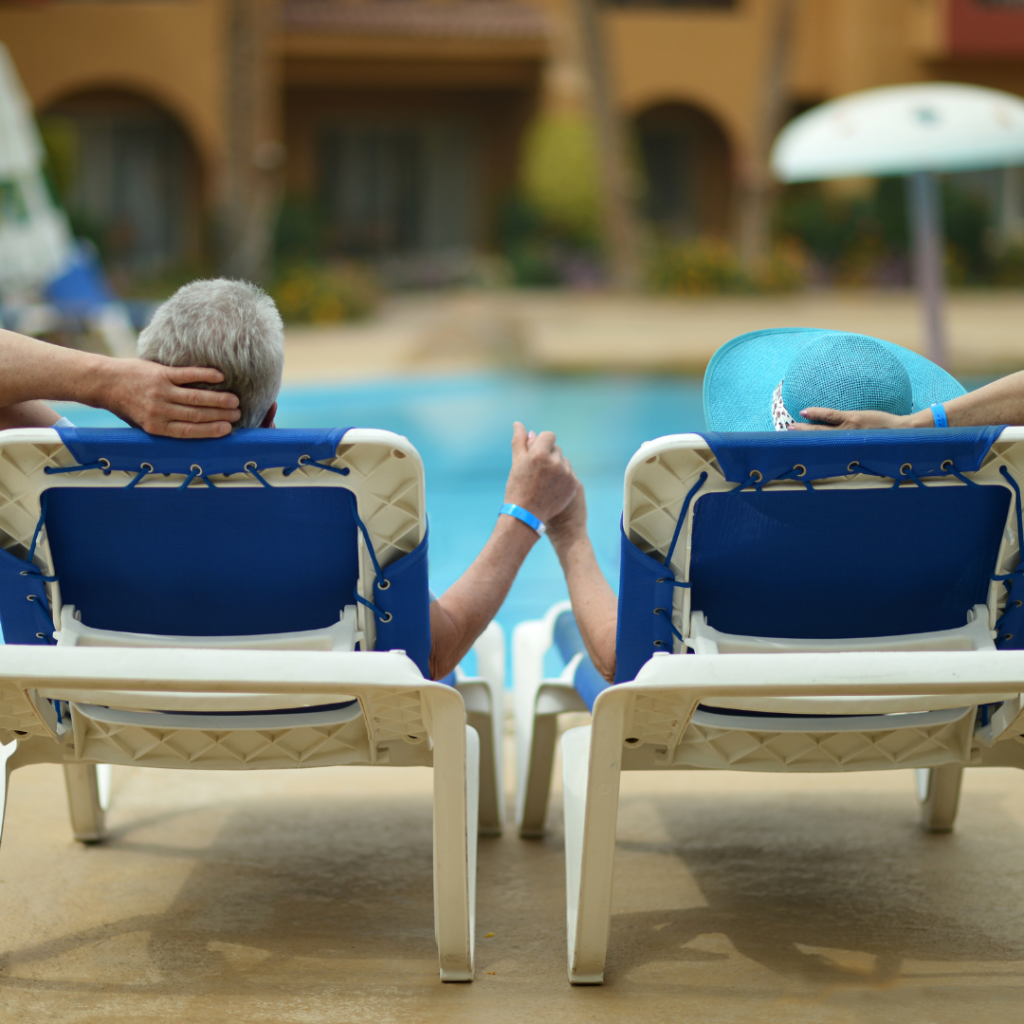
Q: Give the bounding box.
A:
[771,82,1024,369]
[0,42,73,298]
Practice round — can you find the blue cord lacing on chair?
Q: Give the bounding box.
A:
[651,472,707,647]
[34,451,387,631]
[43,460,111,476]
[283,455,351,478]
[21,492,59,643]
[990,465,1024,643]
[655,455,987,651]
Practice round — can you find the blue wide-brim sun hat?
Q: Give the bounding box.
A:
[703,327,966,432]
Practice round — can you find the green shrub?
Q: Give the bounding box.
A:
[520,113,603,246]
[994,243,1024,286]
[774,176,1000,286]
[646,238,805,294]
[270,263,379,324]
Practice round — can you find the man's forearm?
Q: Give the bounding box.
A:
[549,527,618,681]
[428,514,539,679]
[0,329,114,409]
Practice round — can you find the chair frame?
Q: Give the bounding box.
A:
[513,428,1024,982]
[0,426,506,981]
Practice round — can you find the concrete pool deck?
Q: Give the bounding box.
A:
[1,728,1023,1023]
[282,288,1024,383]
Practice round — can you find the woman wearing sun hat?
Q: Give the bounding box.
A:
[543,328,1024,684]
[702,327,1023,432]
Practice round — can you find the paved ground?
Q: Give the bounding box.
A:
[282,288,1024,382]
[1,730,1022,1024]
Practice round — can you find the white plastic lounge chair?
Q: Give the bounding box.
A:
[514,427,1024,982]
[0,425,506,982]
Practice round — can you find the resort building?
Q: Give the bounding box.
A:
[0,0,1022,279]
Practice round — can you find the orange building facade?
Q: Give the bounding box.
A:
[1,0,1022,277]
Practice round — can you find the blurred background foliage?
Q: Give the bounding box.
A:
[40,103,1024,323]
[269,262,379,324]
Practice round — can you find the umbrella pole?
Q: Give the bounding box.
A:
[907,171,949,369]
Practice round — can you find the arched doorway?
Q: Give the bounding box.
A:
[39,89,202,283]
[633,102,732,239]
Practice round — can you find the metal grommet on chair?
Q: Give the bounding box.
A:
[848,461,860,473]
[653,607,666,616]
[1013,600,1023,609]
[1000,633,1014,643]
[377,579,391,590]
[750,470,762,483]
[19,571,27,577]
[190,464,203,476]
[941,460,953,471]
[35,633,46,640]
[141,462,154,472]
[26,595,36,602]
[900,463,913,476]
[98,458,111,470]
[244,461,257,472]
[297,454,310,466]
[793,464,806,478]
[653,640,664,647]
[380,612,393,623]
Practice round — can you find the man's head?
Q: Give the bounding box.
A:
[137,279,284,429]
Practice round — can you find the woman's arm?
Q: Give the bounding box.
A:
[794,369,1024,431]
[545,484,618,682]
[0,328,241,436]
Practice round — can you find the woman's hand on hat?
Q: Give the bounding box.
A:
[789,407,912,431]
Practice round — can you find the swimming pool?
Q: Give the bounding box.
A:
[51,371,707,665]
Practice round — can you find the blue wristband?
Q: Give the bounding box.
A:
[930,402,948,428]
[500,503,546,536]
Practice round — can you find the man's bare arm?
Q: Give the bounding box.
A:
[546,484,618,682]
[427,422,578,680]
[794,369,1024,431]
[0,328,241,437]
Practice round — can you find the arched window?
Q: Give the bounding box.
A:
[39,90,202,280]
[634,103,732,239]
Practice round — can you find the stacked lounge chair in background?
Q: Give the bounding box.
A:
[515,428,1024,983]
[0,426,505,982]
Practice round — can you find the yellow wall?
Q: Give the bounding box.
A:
[0,0,228,191]
[605,1,776,170]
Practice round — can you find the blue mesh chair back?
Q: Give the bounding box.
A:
[0,427,433,677]
[614,428,1018,685]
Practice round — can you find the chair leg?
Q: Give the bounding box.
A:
[514,618,555,837]
[432,722,479,982]
[0,739,18,850]
[517,711,560,838]
[467,710,501,836]
[917,765,963,833]
[473,621,505,835]
[64,763,108,843]
[563,724,621,985]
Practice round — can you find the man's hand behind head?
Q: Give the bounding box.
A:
[506,421,579,524]
[108,360,241,438]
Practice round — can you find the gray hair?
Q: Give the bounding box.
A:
[137,279,284,429]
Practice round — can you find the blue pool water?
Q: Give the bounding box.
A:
[52,371,707,665]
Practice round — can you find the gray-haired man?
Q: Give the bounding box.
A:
[136,278,283,429]
[11,278,578,681]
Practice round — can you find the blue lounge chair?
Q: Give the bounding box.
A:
[0,425,505,981]
[514,427,1024,982]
